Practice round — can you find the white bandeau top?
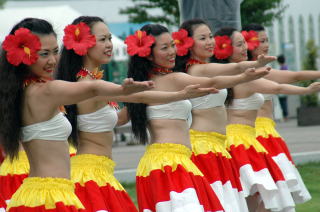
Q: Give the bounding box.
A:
[263,94,274,101]
[190,89,227,110]
[21,112,72,142]
[77,105,118,133]
[147,100,192,121]
[227,93,264,110]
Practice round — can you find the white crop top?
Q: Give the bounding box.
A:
[147,100,192,121]
[21,112,72,142]
[190,89,227,110]
[227,93,264,110]
[263,94,274,101]
[77,105,118,133]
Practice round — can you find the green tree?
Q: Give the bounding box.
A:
[119,0,179,26]
[300,40,319,107]
[241,0,288,26]
[0,0,7,8]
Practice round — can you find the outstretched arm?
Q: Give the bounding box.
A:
[250,78,320,95]
[106,84,218,104]
[191,54,276,78]
[266,69,320,84]
[43,78,153,108]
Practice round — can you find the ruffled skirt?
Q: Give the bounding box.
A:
[136,142,224,212]
[190,129,248,212]
[71,154,137,212]
[226,124,295,211]
[6,177,85,211]
[0,151,29,203]
[255,117,311,204]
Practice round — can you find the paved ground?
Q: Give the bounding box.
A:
[112,118,320,182]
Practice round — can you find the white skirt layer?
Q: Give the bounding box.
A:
[211,180,248,212]
[239,164,295,211]
[271,153,311,204]
[143,188,224,212]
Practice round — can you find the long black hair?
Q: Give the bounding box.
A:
[0,18,55,159]
[211,27,238,106]
[56,16,104,147]
[242,23,265,61]
[126,24,169,144]
[173,19,210,73]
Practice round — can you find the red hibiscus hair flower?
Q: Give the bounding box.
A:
[124,30,155,57]
[172,29,194,56]
[2,28,41,66]
[241,30,260,51]
[214,35,233,59]
[63,22,96,56]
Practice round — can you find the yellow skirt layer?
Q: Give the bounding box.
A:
[0,151,29,175]
[7,177,84,210]
[136,143,203,177]
[71,154,124,191]
[190,129,231,158]
[226,124,267,153]
[255,117,281,138]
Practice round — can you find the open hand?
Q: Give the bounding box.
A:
[182,84,219,99]
[257,54,277,67]
[307,82,320,93]
[121,78,155,95]
[243,66,271,81]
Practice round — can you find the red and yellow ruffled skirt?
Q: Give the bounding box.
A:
[6,177,85,211]
[0,151,29,203]
[226,124,295,211]
[255,117,311,204]
[71,154,137,212]
[136,142,224,212]
[190,129,248,212]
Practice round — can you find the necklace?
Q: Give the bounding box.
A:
[23,76,48,88]
[76,67,104,80]
[76,68,119,109]
[186,58,207,72]
[149,67,173,78]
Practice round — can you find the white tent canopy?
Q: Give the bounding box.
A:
[0,5,127,61]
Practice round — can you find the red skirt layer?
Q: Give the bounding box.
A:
[136,143,224,212]
[0,151,29,202]
[0,194,6,212]
[190,129,247,212]
[71,154,137,212]
[255,117,311,204]
[226,124,295,211]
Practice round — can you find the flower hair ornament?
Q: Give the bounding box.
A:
[214,35,233,59]
[172,29,194,56]
[124,30,155,57]
[63,22,96,56]
[2,28,41,66]
[241,30,260,51]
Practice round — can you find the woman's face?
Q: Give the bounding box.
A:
[251,30,269,59]
[229,31,248,63]
[190,24,214,62]
[148,32,176,69]
[29,33,59,79]
[84,21,113,68]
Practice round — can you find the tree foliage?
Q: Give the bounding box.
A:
[120,0,179,26]
[120,0,287,28]
[0,0,7,8]
[241,0,287,27]
[300,40,319,107]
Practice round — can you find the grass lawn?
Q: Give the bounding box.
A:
[122,162,320,211]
